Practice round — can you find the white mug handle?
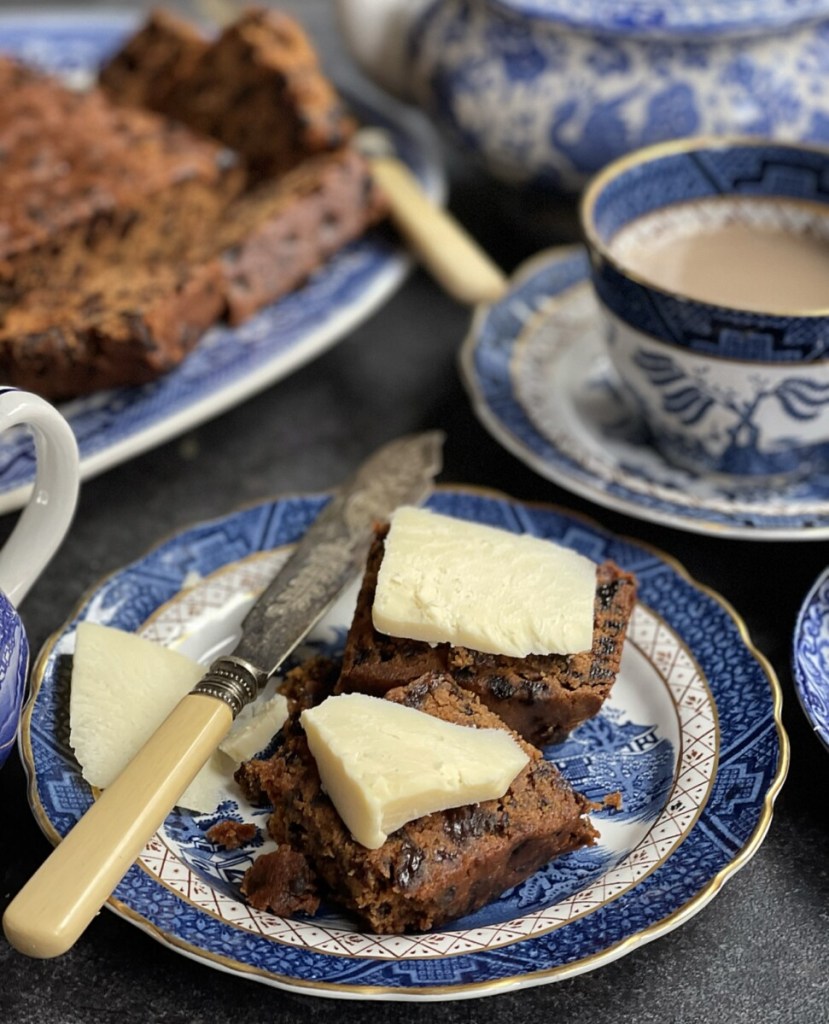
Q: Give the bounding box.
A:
[0,389,80,607]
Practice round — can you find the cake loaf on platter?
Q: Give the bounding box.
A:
[0,146,387,398]
[0,8,388,399]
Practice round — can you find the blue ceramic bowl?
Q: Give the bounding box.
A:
[0,594,29,767]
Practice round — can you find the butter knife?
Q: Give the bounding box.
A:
[3,431,444,959]
[353,128,508,306]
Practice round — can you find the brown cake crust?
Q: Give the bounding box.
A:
[98,9,209,111]
[103,7,355,182]
[336,527,638,746]
[240,672,597,933]
[0,55,238,309]
[0,261,225,398]
[0,262,224,395]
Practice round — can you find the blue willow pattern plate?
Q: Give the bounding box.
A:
[19,488,786,1000]
[0,11,445,514]
[792,568,829,753]
[460,246,829,540]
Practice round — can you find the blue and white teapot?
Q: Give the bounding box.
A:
[337,0,829,191]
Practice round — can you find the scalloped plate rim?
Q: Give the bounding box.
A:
[18,486,787,1000]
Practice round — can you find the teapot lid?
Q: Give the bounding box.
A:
[491,0,829,36]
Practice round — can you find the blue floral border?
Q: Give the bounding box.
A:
[489,0,829,36]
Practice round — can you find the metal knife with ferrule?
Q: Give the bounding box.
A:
[3,431,444,959]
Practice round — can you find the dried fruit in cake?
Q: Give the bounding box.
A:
[0,145,387,398]
[0,261,226,398]
[336,515,637,746]
[237,671,597,933]
[212,146,389,326]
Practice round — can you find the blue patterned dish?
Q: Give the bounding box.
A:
[792,568,829,752]
[491,0,829,35]
[0,11,445,516]
[19,488,786,999]
[460,245,829,538]
[337,0,829,191]
[0,596,28,769]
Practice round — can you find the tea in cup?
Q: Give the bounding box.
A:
[0,388,79,767]
[580,137,829,478]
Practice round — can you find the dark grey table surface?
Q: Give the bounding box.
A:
[0,2,827,1021]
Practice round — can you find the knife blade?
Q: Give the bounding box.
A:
[192,429,444,717]
[3,431,444,959]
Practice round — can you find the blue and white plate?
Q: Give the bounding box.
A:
[460,246,829,540]
[0,11,445,515]
[792,568,829,753]
[20,488,787,1000]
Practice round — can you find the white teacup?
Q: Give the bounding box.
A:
[581,137,829,479]
[0,388,79,767]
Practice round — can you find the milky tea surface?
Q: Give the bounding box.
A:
[611,201,829,313]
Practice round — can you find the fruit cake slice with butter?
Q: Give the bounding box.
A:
[237,672,597,933]
[336,507,637,746]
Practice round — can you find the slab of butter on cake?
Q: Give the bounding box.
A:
[300,692,529,849]
[237,670,598,932]
[337,506,638,746]
[372,506,597,657]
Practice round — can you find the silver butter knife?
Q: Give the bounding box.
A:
[3,431,444,959]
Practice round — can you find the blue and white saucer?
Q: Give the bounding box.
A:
[793,568,829,752]
[460,246,829,539]
[0,11,445,515]
[20,488,786,999]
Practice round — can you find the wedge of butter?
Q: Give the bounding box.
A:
[300,692,529,849]
[219,693,289,763]
[372,506,597,658]
[70,622,288,812]
[70,622,205,791]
